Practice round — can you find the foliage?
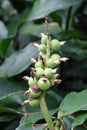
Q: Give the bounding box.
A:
[0,0,87,129]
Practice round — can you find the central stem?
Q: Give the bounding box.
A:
[40,92,55,130]
[40,16,55,130]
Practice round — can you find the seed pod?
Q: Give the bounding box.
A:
[35,68,44,78]
[29,84,41,98]
[38,77,51,90]
[46,58,57,68]
[51,54,61,61]
[35,61,44,68]
[51,39,60,51]
[41,34,48,44]
[28,77,38,86]
[44,68,54,78]
[29,97,40,107]
[39,44,46,52]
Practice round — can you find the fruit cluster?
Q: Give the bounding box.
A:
[23,33,68,107]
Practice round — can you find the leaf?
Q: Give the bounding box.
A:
[58,89,87,118]
[0,21,8,40]
[60,40,87,60]
[0,43,38,78]
[21,23,61,37]
[0,115,16,122]
[7,9,30,37]
[28,0,82,21]
[56,30,87,41]
[72,113,87,129]
[0,38,11,56]
[0,78,26,98]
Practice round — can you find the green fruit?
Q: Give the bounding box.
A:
[44,68,54,78]
[38,77,51,90]
[29,97,40,107]
[29,87,41,98]
[51,39,60,50]
[35,68,44,78]
[46,58,56,68]
[51,54,60,61]
[28,77,37,86]
[39,44,46,52]
[35,61,44,68]
[41,35,48,44]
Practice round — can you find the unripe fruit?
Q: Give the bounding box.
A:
[38,77,51,90]
[29,87,41,98]
[39,44,46,52]
[41,35,48,44]
[28,77,37,86]
[29,97,40,107]
[35,68,44,78]
[46,58,56,68]
[35,61,44,68]
[51,39,60,50]
[44,68,54,78]
[51,54,60,61]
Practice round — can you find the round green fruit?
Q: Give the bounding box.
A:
[29,87,41,98]
[35,61,44,68]
[51,54,60,61]
[38,77,51,90]
[41,35,48,44]
[28,77,37,86]
[44,68,54,78]
[35,68,44,78]
[51,39,60,50]
[46,58,56,68]
[29,97,40,107]
[39,44,46,52]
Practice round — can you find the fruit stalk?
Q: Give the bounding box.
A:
[40,92,55,130]
[40,16,55,130]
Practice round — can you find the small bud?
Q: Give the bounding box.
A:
[30,57,36,63]
[41,33,45,37]
[52,68,58,73]
[54,60,60,64]
[22,100,29,105]
[33,43,39,47]
[55,79,62,84]
[59,41,66,45]
[22,76,29,80]
[60,57,69,62]
[24,90,30,96]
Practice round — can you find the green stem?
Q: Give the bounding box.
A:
[65,6,72,30]
[40,92,55,130]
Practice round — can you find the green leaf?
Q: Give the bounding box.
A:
[0,21,8,40]
[21,23,61,37]
[0,78,26,98]
[61,40,87,60]
[58,89,87,118]
[16,125,33,130]
[28,0,82,20]
[0,43,38,78]
[72,113,87,129]
[0,38,11,56]
[7,9,30,37]
[0,115,16,122]
[56,30,87,41]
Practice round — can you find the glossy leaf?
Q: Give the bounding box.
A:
[0,43,38,78]
[0,38,11,56]
[28,0,82,20]
[0,21,8,40]
[58,89,87,118]
[21,23,61,37]
[72,113,87,129]
[0,78,26,98]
